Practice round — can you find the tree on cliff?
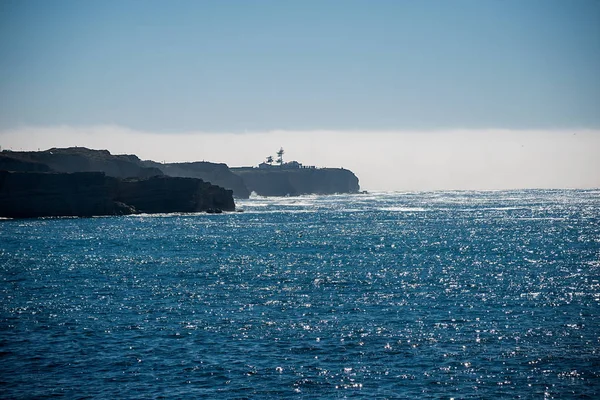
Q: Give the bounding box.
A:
[276,148,284,166]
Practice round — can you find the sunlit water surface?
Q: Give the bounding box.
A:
[1,190,599,398]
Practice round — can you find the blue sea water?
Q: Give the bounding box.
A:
[1,190,599,399]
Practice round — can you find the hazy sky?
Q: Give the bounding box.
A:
[0,0,599,190]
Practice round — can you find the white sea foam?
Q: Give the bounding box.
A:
[379,206,428,212]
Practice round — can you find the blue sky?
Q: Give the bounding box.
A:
[1,0,599,132]
[1,1,599,190]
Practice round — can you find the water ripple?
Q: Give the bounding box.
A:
[1,190,599,398]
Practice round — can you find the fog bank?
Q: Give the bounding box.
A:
[1,126,598,191]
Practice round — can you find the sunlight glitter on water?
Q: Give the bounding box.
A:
[1,190,599,398]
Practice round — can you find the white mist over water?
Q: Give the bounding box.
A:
[1,126,598,191]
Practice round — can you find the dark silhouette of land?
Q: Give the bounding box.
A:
[0,147,360,218]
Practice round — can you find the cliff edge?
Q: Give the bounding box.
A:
[1,148,251,199]
[0,171,234,218]
[0,147,162,178]
[231,167,360,197]
[1,147,362,201]
[142,160,250,199]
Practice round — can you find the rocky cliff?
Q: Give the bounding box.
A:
[1,147,361,200]
[116,175,235,214]
[1,148,251,198]
[142,160,250,198]
[0,171,235,218]
[0,154,53,173]
[0,171,130,218]
[231,167,360,197]
[0,147,162,178]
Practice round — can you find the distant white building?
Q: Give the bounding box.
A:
[258,160,303,169]
[282,161,302,169]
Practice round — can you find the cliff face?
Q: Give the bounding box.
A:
[0,171,235,218]
[0,154,53,173]
[1,148,250,198]
[117,176,235,214]
[231,167,360,197]
[0,147,361,200]
[142,160,250,199]
[0,171,130,218]
[0,148,162,178]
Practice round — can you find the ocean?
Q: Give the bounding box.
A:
[1,190,598,399]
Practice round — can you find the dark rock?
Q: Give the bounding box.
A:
[0,153,53,172]
[0,171,128,218]
[116,176,234,214]
[231,167,360,197]
[1,147,249,198]
[0,171,235,218]
[1,147,162,178]
[0,147,361,202]
[142,160,250,199]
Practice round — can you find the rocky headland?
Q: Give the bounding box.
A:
[0,146,361,218]
[232,167,360,197]
[0,147,162,179]
[1,147,251,198]
[0,170,234,218]
[141,160,250,198]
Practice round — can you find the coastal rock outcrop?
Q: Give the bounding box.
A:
[0,171,130,218]
[116,175,235,214]
[1,147,251,198]
[231,167,360,197]
[142,160,250,199]
[1,147,362,201]
[0,147,162,178]
[0,154,53,173]
[0,171,235,218]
